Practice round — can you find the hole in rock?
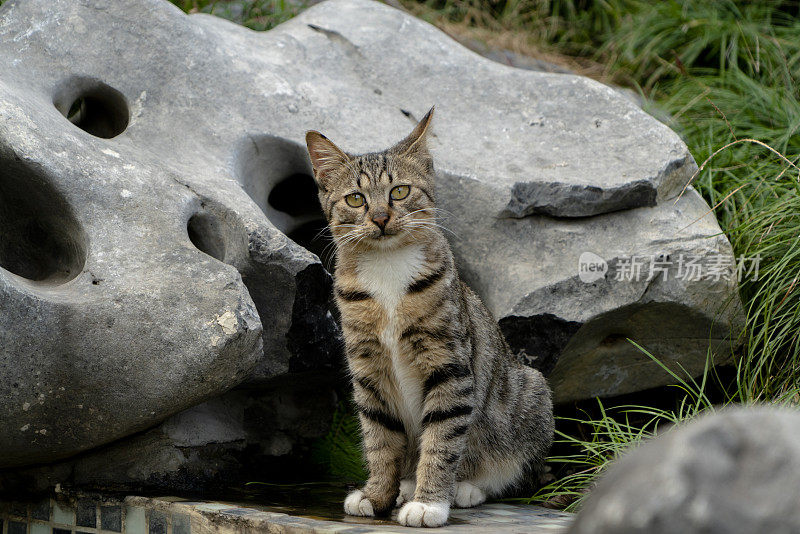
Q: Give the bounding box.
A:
[235,135,333,271]
[268,173,321,217]
[600,333,628,346]
[53,77,129,139]
[188,212,227,262]
[0,157,87,283]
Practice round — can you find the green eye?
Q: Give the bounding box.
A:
[390,185,410,200]
[345,193,365,208]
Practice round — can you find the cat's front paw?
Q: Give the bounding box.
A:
[344,489,374,517]
[453,481,486,508]
[397,501,449,527]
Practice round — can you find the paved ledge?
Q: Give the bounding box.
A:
[1,494,574,534]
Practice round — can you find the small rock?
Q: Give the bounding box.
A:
[570,407,800,534]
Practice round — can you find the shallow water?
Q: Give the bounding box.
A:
[236,481,468,525]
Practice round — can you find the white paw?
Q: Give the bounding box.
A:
[453,481,486,508]
[344,489,374,517]
[396,479,416,507]
[397,501,449,527]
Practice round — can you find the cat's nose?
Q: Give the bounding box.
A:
[372,212,390,230]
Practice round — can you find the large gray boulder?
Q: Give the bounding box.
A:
[0,0,341,468]
[569,407,800,534]
[0,0,741,469]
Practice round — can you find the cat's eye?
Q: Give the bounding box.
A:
[345,193,365,208]
[390,185,410,200]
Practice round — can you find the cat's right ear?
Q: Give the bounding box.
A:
[306,131,350,191]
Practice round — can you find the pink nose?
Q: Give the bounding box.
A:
[372,213,389,229]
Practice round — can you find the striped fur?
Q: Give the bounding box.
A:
[306,108,553,528]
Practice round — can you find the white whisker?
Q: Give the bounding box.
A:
[403,219,458,238]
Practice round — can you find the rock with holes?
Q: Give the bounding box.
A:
[0,0,741,470]
[0,0,343,468]
[569,407,800,534]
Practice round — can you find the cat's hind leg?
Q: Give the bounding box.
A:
[452,481,486,508]
[462,454,529,505]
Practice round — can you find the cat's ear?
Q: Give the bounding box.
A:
[306,131,350,189]
[392,106,434,160]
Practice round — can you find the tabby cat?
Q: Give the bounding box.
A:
[305,108,553,528]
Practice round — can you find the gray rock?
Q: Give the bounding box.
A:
[0,376,338,493]
[0,0,342,468]
[452,35,649,111]
[569,407,800,534]
[442,182,743,402]
[0,144,267,467]
[290,2,694,220]
[452,36,577,75]
[0,0,741,471]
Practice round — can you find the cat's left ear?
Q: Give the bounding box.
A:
[392,106,434,160]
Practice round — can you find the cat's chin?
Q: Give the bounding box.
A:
[367,232,424,251]
[367,234,402,250]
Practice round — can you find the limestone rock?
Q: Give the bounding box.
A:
[0,0,343,467]
[443,182,743,402]
[569,407,800,534]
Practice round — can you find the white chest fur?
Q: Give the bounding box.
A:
[355,243,426,312]
[356,243,426,438]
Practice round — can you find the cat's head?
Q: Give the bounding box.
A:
[305,107,437,251]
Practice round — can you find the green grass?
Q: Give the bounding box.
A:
[311,402,367,482]
[169,0,305,30]
[614,2,800,406]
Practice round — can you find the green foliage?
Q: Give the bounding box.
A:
[643,3,800,403]
[311,402,367,482]
[521,342,714,510]
[169,0,305,31]
[408,0,638,57]
[520,401,664,511]
[523,401,679,511]
[525,338,798,510]
[605,1,800,90]
[731,189,800,402]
